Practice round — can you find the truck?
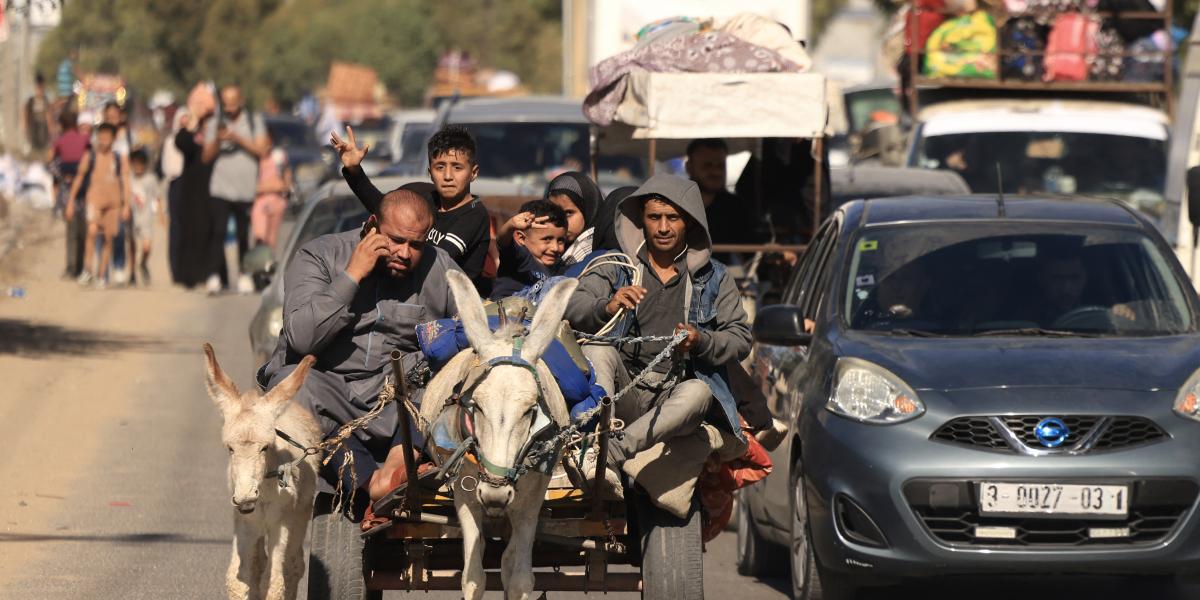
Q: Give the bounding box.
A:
[898,2,1177,235]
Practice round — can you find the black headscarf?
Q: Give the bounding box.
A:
[544,171,602,228]
[593,185,636,251]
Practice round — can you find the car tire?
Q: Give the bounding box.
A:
[308,497,381,600]
[736,491,787,577]
[790,459,858,600]
[636,493,704,600]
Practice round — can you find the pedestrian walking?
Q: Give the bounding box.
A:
[67,123,130,289]
[202,85,268,295]
[129,148,162,285]
[100,101,135,285]
[49,110,91,279]
[173,108,216,289]
[250,133,291,252]
[161,111,187,284]
[23,74,54,156]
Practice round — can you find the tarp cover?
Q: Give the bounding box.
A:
[613,71,827,140]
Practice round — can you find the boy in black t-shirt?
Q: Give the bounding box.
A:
[332,125,492,288]
[491,199,567,300]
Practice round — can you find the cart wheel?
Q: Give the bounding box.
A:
[635,494,703,600]
[308,494,381,600]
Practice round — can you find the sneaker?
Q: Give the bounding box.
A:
[93,278,107,290]
[581,445,623,500]
[236,274,254,295]
[205,274,222,296]
[76,271,93,286]
[111,269,129,286]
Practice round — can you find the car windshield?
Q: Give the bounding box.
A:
[916,131,1167,224]
[287,198,368,264]
[266,120,318,150]
[844,224,1193,336]
[458,122,644,181]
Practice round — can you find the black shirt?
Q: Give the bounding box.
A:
[342,167,492,285]
[705,190,766,246]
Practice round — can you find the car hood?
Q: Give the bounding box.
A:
[835,331,1200,392]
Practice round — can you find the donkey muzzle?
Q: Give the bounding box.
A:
[477,484,514,516]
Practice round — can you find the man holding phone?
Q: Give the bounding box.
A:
[258,188,461,512]
[202,84,269,294]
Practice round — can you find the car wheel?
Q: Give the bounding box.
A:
[790,460,857,600]
[736,491,787,577]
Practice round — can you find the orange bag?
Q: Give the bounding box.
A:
[698,427,774,543]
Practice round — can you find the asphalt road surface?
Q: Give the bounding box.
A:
[1,209,1197,599]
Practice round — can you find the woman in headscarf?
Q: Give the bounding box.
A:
[558,184,636,278]
[543,171,601,266]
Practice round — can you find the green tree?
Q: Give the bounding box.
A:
[431,0,563,94]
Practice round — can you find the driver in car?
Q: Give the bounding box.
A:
[856,261,932,328]
[1026,253,1135,327]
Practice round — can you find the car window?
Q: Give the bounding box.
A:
[287,197,370,264]
[804,217,844,319]
[783,221,833,305]
[843,224,1195,337]
[788,220,838,312]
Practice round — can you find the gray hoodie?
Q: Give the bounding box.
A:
[566,174,751,374]
[263,229,461,400]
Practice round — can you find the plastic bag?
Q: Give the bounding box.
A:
[924,11,999,79]
[1044,13,1099,82]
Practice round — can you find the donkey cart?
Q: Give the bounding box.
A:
[309,344,706,600]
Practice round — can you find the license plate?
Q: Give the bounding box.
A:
[978,482,1128,518]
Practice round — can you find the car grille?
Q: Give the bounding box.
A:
[931,416,1166,454]
[905,480,1197,548]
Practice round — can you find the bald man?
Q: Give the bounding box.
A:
[259,189,462,506]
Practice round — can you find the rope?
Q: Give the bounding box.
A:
[577,253,641,340]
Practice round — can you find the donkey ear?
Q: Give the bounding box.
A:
[263,355,315,418]
[203,343,240,414]
[521,278,578,363]
[448,270,493,355]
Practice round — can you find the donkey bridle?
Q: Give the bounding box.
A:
[452,336,557,489]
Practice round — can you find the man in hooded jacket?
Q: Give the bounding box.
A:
[565,174,752,483]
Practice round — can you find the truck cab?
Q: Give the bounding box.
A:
[906,98,1171,230]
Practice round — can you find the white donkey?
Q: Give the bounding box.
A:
[422,271,577,600]
[204,344,321,600]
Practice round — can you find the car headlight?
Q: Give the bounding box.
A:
[1173,369,1200,422]
[827,358,924,424]
[267,307,284,339]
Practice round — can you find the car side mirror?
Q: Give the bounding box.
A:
[242,245,276,291]
[753,305,813,347]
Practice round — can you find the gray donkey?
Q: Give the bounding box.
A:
[204,344,320,600]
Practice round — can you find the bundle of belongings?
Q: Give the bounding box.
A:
[413,293,773,539]
[583,12,813,127]
[884,0,1177,85]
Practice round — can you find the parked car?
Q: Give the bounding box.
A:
[739,195,1200,599]
[387,96,644,195]
[247,177,410,366]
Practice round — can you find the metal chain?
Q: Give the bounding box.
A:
[575,331,683,346]
[516,330,688,474]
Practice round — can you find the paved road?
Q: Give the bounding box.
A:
[1,210,1197,599]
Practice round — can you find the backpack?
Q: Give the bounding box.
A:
[75,149,124,205]
[1044,13,1099,82]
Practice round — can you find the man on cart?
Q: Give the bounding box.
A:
[564,173,756,492]
[257,188,461,509]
